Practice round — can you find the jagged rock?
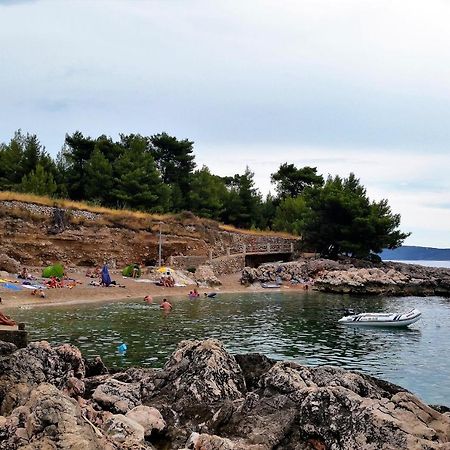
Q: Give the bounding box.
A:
[234,353,275,391]
[102,414,145,445]
[0,254,20,274]
[145,339,245,408]
[84,355,109,377]
[0,341,85,414]
[0,383,104,450]
[220,361,450,449]
[1,339,449,449]
[125,405,166,438]
[241,258,450,296]
[0,341,17,357]
[93,379,141,414]
[185,431,236,449]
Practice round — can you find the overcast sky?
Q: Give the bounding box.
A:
[1,0,449,248]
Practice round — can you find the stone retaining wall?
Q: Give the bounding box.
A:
[168,255,209,270]
[0,200,101,220]
[210,255,246,275]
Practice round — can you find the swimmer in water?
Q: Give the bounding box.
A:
[144,295,153,304]
[160,298,173,312]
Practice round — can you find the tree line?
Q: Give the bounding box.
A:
[0,130,410,258]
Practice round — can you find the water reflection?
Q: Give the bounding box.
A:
[8,293,450,405]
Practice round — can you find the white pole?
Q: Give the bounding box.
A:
[158,222,162,267]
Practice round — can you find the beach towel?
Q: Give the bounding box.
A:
[2,283,22,291]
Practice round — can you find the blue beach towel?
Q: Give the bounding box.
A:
[2,283,22,291]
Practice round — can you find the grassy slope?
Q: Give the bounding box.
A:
[0,191,297,239]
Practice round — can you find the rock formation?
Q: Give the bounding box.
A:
[0,338,449,449]
[241,259,450,296]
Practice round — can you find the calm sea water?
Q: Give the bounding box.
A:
[385,260,450,269]
[9,292,450,406]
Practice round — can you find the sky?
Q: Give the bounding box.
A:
[0,0,449,248]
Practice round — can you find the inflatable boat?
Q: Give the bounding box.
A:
[338,308,421,327]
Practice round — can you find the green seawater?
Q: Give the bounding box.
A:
[9,292,450,405]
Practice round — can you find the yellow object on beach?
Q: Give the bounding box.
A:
[157,267,171,273]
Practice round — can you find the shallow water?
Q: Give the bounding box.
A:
[9,292,450,405]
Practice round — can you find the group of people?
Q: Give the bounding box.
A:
[31,288,46,298]
[158,274,175,287]
[144,295,173,312]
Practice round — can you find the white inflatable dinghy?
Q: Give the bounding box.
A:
[338,308,421,327]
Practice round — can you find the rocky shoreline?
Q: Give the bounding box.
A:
[0,338,449,449]
[241,259,450,296]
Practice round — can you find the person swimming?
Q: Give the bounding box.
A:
[144,295,153,304]
[160,298,173,312]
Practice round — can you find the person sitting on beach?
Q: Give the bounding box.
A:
[18,267,30,280]
[38,289,46,298]
[0,311,16,326]
[160,298,172,312]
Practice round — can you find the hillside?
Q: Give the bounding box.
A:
[380,246,450,261]
[0,193,298,272]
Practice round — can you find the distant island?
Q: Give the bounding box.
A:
[380,246,450,261]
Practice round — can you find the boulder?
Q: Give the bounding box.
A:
[102,413,145,445]
[195,265,222,286]
[0,254,20,274]
[0,383,104,449]
[0,340,17,357]
[125,405,166,437]
[185,431,236,449]
[93,379,141,414]
[0,341,86,414]
[220,361,450,449]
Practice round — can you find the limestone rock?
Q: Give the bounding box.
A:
[0,254,20,274]
[0,340,17,357]
[93,379,141,414]
[102,413,145,444]
[0,341,86,414]
[0,383,103,450]
[151,339,245,407]
[125,405,166,437]
[195,265,222,286]
[185,431,236,449]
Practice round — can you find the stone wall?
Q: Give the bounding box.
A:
[210,255,246,275]
[0,200,100,221]
[168,255,209,270]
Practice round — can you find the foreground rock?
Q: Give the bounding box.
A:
[0,339,449,449]
[241,258,450,296]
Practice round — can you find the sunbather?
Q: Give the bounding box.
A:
[0,311,16,326]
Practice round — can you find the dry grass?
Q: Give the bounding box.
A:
[219,224,299,239]
[0,191,299,239]
[0,191,170,221]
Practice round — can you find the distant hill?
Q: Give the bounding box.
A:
[380,246,450,261]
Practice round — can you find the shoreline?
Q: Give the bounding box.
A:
[1,271,308,310]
